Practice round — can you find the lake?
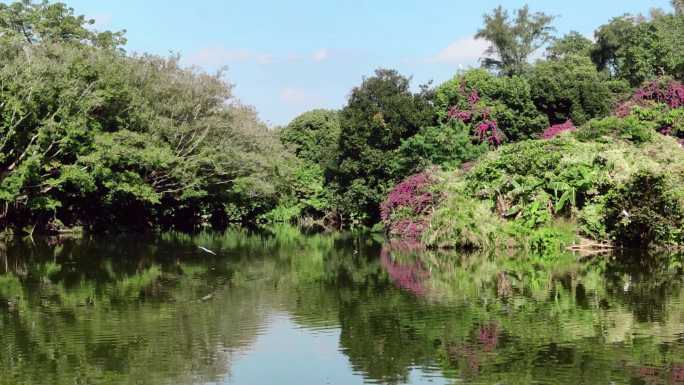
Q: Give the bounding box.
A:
[0,226,682,385]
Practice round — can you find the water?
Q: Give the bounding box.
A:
[0,226,682,385]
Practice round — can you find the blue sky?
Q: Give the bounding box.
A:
[49,0,672,126]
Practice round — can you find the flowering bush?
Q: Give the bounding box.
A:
[476,120,505,145]
[445,87,505,146]
[541,120,576,139]
[616,78,684,117]
[435,69,547,145]
[380,171,440,240]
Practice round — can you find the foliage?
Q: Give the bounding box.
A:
[604,170,684,246]
[545,31,594,60]
[416,130,684,248]
[434,69,548,142]
[331,68,435,224]
[395,120,487,174]
[592,11,684,85]
[0,10,293,232]
[475,5,555,75]
[0,0,126,49]
[527,55,627,124]
[380,170,440,239]
[277,109,341,219]
[279,109,340,168]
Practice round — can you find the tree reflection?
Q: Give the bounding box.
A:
[0,228,682,385]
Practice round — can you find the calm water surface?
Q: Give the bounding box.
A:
[0,227,682,385]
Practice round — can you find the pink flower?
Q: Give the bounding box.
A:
[542,120,576,139]
[476,120,504,146]
[448,107,472,122]
[468,89,480,106]
[381,171,439,239]
[615,78,684,114]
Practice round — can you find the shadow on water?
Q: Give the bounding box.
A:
[0,226,682,385]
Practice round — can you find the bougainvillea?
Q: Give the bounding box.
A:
[541,120,576,139]
[445,86,505,146]
[616,78,684,117]
[447,107,472,122]
[476,120,505,145]
[380,170,440,239]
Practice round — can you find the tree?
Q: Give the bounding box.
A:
[592,12,684,85]
[673,0,684,15]
[280,109,340,168]
[276,109,341,219]
[433,69,548,142]
[546,31,593,60]
[396,120,487,175]
[0,2,293,232]
[527,55,627,125]
[475,5,555,76]
[331,69,434,224]
[0,0,126,49]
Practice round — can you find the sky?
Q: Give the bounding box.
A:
[42,0,673,126]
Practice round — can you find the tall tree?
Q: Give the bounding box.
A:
[673,0,684,15]
[331,69,434,224]
[592,12,684,85]
[0,0,126,48]
[475,5,555,76]
[546,31,593,60]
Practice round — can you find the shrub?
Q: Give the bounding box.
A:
[434,69,548,143]
[527,55,621,125]
[542,120,576,139]
[380,171,440,240]
[396,120,487,175]
[604,170,684,246]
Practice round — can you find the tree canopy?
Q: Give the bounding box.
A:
[475,5,555,76]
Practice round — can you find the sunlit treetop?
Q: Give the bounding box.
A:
[0,0,126,49]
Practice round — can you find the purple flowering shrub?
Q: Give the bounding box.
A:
[380,170,440,240]
[613,78,684,146]
[616,78,684,117]
[445,84,506,147]
[541,120,576,139]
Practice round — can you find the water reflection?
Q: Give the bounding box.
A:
[0,226,682,385]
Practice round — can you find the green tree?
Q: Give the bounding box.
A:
[527,55,627,124]
[0,0,125,49]
[0,3,293,232]
[592,12,684,85]
[475,5,556,76]
[280,109,340,168]
[434,69,548,141]
[331,69,434,224]
[546,31,593,60]
[396,120,487,175]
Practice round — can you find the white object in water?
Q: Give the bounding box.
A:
[198,246,217,255]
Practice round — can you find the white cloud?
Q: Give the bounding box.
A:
[429,36,489,65]
[185,47,274,67]
[312,49,329,62]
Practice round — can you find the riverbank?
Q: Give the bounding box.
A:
[381,117,684,251]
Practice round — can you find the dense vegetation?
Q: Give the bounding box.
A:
[0,1,683,249]
[0,1,298,233]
